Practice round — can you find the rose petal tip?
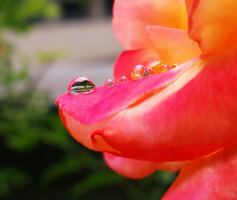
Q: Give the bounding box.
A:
[55,96,61,105]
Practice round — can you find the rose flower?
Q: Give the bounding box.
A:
[56,0,237,199]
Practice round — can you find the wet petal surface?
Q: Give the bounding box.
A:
[57,57,198,125]
[92,48,237,162]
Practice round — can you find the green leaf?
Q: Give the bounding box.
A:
[70,171,123,197]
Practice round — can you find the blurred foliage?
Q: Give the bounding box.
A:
[37,49,68,64]
[0,0,177,199]
[57,0,89,8]
[0,0,60,32]
[0,167,30,196]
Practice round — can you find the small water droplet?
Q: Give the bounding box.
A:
[68,77,96,94]
[162,64,170,72]
[118,75,128,83]
[146,66,155,75]
[104,79,115,87]
[131,65,145,80]
[131,65,154,80]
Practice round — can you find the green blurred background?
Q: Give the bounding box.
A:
[0,0,176,199]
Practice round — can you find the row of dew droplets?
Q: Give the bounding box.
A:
[130,61,178,80]
[103,62,178,88]
[68,62,178,94]
[104,75,128,87]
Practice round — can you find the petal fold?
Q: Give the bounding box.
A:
[189,0,237,54]
[163,148,237,200]
[113,0,188,49]
[146,26,201,65]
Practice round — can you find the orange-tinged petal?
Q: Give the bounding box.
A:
[185,0,191,11]
[163,148,237,200]
[92,48,237,162]
[104,153,187,179]
[113,49,159,81]
[157,161,188,172]
[59,108,106,150]
[189,0,237,54]
[146,26,201,65]
[113,0,188,49]
[59,108,121,153]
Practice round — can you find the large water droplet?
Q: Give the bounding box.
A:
[68,77,96,94]
[104,79,115,87]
